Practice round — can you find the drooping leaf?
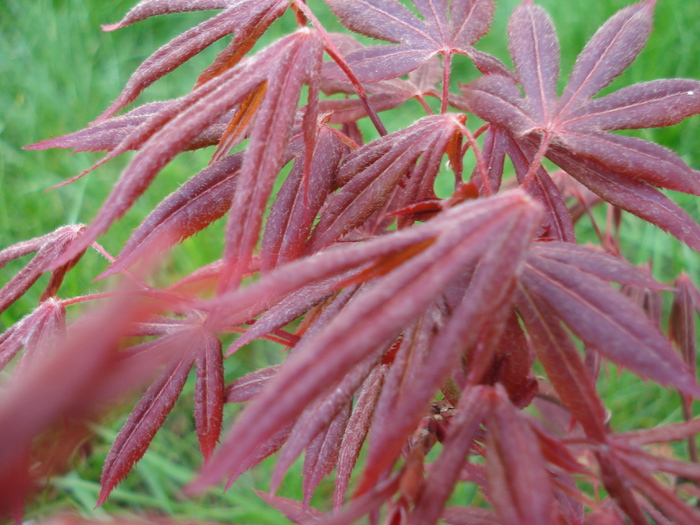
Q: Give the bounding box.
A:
[670,273,698,376]
[486,387,556,525]
[97,327,220,505]
[516,286,608,441]
[190,190,542,492]
[520,249,700,398]
[261,124,344,270]
[302,402,351,507]
[333,363,387,509]
[308,114,462,252]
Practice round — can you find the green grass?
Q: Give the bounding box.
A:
[1,0,699,522]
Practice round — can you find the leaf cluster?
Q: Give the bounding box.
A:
[2,1,700,524]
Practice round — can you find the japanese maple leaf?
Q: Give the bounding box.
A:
[96,0,289,121]
[97,327,223,506]
[462,0,700,248]
[323,0,508,83]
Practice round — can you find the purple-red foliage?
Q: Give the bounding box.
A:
[3,0,700,523]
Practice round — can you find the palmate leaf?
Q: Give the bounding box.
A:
[97,328,222,505]
[309,114,462,251]
[323,0,507,82]
[261,124,344,271]
[462,0,700,247]
[97,0,288,121]
[190,190,542,492]
[520,243,700,398]
[48,29,323,273]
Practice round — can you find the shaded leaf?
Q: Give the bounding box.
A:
[408,386,490,524]
[220,28,324,289]
[309,114,461,251]
[261,125,344,270]
[486,387,556,525]
[333,363,387,509]
[516,286,607,441]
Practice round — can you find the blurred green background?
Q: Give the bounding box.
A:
[1,0,699,522]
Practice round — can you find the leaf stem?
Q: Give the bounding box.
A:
[455,121,492,196]
[415,95,434,115]
[522,132,553,189]
[291,0,387,136]
[441,52,452,114]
